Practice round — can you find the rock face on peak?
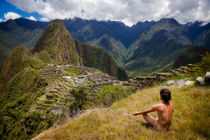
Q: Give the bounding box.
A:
[33,19,82,66]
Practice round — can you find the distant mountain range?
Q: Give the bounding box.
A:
[0,18,210,76]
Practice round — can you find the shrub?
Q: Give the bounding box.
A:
[95,85,134,107]
[69,89,88,115]
[189,52,210,79]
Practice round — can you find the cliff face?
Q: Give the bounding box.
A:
[33,19,82,66]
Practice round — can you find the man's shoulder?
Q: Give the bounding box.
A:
[170,103,174,107]
[152,104,163,109]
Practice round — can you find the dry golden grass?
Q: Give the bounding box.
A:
[35,86,210,140]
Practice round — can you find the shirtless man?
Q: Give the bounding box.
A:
[132,88,174,131]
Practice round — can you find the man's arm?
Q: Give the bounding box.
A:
[132,104,159,116]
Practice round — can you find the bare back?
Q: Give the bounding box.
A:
[155,102,174,130]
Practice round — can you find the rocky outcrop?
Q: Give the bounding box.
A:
[205,72,210,85]
[196,77,205,85]
[163,79,194,87]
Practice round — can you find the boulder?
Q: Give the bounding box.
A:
[176,79,187,87]
[205,72,210,85]
[163,80,176,86]
[184,81,194,86]
[196,77,204,85]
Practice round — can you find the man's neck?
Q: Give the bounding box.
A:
[162,101,170,105]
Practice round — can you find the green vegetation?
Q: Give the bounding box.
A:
[68,86,134,116]
[187,52,210,80]
[64,67,86,76]
[126,30,189,76]
[37,86,210,140]
[22,111,55,136]
[0,45,46,87]
[69,89,88,115]
[35,50,53,63]
[89,34,128,67]
[95,85,134,107]
[76,40,128,80]
[173,46,210,69]
[32,19,82,66]
[0,66,51,139]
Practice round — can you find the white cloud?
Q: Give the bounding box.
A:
[0,18,3,22]
[4,12,21,20]
[7,0,210,26]
[27,16,36,21]
[40,17,50,22]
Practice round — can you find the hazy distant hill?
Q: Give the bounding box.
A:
[0,18,210,76]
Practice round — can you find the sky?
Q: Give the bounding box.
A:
[0,0,210,26]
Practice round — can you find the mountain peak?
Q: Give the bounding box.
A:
[158,18,180,25]
[48,19,65,28]
[33,19,82,66]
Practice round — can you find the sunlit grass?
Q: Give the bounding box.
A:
[36,86,210,140]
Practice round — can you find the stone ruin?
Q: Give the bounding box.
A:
[124,63,199,90]
[32,64,124,116]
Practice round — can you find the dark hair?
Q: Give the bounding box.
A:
[160,88,171,103]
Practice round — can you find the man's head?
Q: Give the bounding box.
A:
[160,88,171,103]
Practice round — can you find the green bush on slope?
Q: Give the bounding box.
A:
[0,67,50,139]
[95,85,134,107]
[187,52,210,80]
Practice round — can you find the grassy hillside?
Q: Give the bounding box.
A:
[36,86,210,140]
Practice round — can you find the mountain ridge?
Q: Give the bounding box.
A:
[0,17,210,76]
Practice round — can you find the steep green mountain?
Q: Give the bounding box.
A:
[75,40,128,80]
[0,45,45,89]
[88,34,127,67]
[173,46,210,69]
[32,19,82,66]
